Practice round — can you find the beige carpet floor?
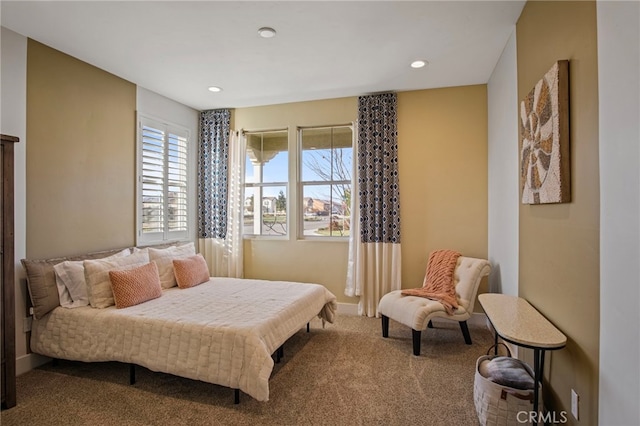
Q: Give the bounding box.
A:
[1,315,493,426]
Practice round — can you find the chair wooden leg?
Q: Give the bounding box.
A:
[381,315,389,338]
[460,321,472,345]
[412,329,421,356]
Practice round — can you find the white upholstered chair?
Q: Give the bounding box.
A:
[378,256,491,355]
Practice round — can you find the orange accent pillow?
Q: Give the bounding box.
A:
[108,262,162,309]
[173,254,210,289]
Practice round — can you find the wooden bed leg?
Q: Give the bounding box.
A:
[234,389,240,404]
[129,364,136,385]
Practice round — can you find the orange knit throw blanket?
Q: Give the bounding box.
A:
[401,249,462,315]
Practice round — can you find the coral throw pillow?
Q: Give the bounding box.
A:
[173,254,210,289]
[84,250,150,308]
[148,242,196,289]
[109,262,162,309]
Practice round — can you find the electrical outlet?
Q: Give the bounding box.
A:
[23,316,32,333]
[571,389,579,420]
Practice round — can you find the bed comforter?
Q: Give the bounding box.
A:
[30,277,337,401]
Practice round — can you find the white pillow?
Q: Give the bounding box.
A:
[54,248,130,308]
[148,242,196,289]
[84,250,150,308]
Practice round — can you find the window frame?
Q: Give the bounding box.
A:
[297,123,354,240]
[136,114,191,245]
[242,128,289,239]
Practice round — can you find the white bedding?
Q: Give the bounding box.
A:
[31,277,337,401]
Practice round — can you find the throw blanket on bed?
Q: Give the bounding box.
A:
[401,249,461,315]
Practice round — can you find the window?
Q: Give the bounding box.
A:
[299,125,353,238]
[241,125,353,239]
[137,116,189,244]
[243,129,288,236]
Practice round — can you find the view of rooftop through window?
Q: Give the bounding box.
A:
[244,130,289,236]
[300,126,352,237]
[243,125,353,237]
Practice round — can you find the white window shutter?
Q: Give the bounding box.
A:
[166,131,188,239]
[138,116,189,244]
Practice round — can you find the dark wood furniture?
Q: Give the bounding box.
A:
[1,134,18,409]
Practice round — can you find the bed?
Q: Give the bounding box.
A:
[21,244,338,403]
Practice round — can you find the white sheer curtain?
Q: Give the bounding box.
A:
[345,93,402,317]
[199,130,246,277]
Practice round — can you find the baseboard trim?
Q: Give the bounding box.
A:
[16,353,50,376]
[469,312,488,327]
[337,302,358,316]
[426,312,488,328]
[469,313,519,357]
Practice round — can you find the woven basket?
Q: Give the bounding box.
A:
[473,354,541,426]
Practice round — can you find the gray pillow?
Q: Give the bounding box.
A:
[21,258,61,320]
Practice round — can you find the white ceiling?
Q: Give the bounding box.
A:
[1,1,525,111]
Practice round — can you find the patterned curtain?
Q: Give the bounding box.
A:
[198,109,230,239]
[198,110,245,277]
[345,93,402,317]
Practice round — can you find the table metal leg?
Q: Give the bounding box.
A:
[532,348,545,425]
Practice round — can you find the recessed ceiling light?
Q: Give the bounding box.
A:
[258,27,277,38]
[411,60,428,69]
[208,86,222,92]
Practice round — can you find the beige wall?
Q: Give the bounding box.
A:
[234,98,358,303]
[398,86,488,298]
[235,88,488,305]
[517,1,599,424]
[24,40,489,309]
[26,40,137,259]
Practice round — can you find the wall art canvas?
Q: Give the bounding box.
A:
[520,60,570,204]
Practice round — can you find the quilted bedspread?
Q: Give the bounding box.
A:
[30,278,338,401]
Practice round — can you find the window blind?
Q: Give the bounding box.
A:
[138,116,189,243]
